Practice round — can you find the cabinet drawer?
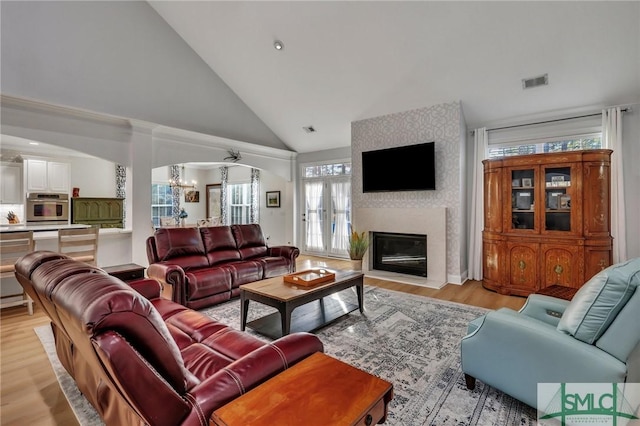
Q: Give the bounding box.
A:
[355,398,385,426]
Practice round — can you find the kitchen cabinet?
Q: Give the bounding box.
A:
[72,197,124,228]
[0,163,23,204]
[25,159,70,193]
[482,150,612,296]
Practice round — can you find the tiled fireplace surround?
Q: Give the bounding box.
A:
[351,101,466,287]
[356,207,447,288]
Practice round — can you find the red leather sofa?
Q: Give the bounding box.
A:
[16,251,323,426]
[146,224,299,309]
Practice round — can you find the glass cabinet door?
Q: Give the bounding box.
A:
[510,168,536,231]
[543,166,572,232]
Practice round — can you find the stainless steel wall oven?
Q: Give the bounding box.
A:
[26,193,69,223]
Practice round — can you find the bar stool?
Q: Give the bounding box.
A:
[0,231,35,315]
[58,227,99,266]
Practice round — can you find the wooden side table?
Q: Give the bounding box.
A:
[211,352,393,426]
[103,263,146,283]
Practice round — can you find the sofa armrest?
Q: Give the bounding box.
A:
[186,332,323,421]
[268,246,300,271]
[147,263,187,305]
[128,278,162,300]
[519,294,571,326]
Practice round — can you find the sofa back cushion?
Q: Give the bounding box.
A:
[153,228,208,269]
[47,267,190,394]
[231,224,268,259]
[557,258,640,344]
[200,226,242,265]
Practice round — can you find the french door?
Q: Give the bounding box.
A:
[303,178,351,257]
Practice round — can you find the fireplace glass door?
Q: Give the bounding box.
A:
[372,232,427,277]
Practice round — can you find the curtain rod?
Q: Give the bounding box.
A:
[471,107,630,135]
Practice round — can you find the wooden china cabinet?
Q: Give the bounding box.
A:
[482,150,612,296]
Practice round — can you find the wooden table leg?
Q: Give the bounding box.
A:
[356,279,364,313]
[280,303,293,336]
[240,291,249,331]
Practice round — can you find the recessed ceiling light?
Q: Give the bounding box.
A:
[29,142,39,145]
[273,40,284,51]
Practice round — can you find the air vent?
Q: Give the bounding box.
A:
[302,125,316,133]
[522,73,548,89]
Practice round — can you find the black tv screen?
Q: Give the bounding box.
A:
[362,142,435,192]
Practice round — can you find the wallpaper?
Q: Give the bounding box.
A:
[351,101,464,278]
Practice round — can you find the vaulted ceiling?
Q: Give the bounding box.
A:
[149,1,640,153]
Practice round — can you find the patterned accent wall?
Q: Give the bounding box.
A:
[351,101,463,278]
[250,168,260,224]
[170,164,180,224]
[115,164,126,226]
[220,166,228,225]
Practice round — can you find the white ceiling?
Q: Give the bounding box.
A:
[149,1,639,153]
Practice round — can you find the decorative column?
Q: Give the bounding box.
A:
[250,168,260,224]
[115,164,126,226]
[170,165,180,224]
[220,166,228,225]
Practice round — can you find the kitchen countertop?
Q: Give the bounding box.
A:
[0,223,91,233]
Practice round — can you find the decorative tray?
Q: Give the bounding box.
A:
[283,269,336,287]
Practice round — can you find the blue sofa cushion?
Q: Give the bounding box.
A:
[557,258,640,344]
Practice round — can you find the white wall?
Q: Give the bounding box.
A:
[69,156,117,198]
[1,1,285,150]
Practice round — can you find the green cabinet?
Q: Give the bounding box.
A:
[72,197,124,228]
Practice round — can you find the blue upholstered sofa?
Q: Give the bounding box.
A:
[461,258,640,409]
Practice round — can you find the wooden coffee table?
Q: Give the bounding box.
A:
[211,352,393,426]
[240,269,364,339]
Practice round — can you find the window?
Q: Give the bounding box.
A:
[228,183,251,225]
[151,184,173,226]
[303,162,351,178]
[488,134,602,159]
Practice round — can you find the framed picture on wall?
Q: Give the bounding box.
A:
[266,191,281,208]
[185,190,199,203]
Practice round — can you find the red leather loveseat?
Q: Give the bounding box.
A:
[15,251,323,426]
[146,224,299,309]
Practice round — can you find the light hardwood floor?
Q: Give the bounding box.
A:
[0,255,525,425]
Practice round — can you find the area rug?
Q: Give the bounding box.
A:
[36,286,537,425]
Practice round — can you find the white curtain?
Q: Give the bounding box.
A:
[602,107,627,262]
[305,181,324,252]
[468,127,488,280]
[330,181,351,255]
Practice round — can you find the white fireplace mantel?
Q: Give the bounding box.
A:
[354,207,447,288]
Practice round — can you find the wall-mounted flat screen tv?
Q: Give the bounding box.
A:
[362,142,435,192]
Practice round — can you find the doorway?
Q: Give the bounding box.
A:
[303,178,351,257]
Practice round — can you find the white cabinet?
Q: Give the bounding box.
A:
[47,162,70,192]
[0,163,23,203]
[25,159,70,193]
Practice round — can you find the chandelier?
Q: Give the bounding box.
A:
[170,165,197,191]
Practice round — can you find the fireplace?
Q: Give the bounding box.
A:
[372,232,427,277]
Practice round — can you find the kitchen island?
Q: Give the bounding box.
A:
[1,224,135,313]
